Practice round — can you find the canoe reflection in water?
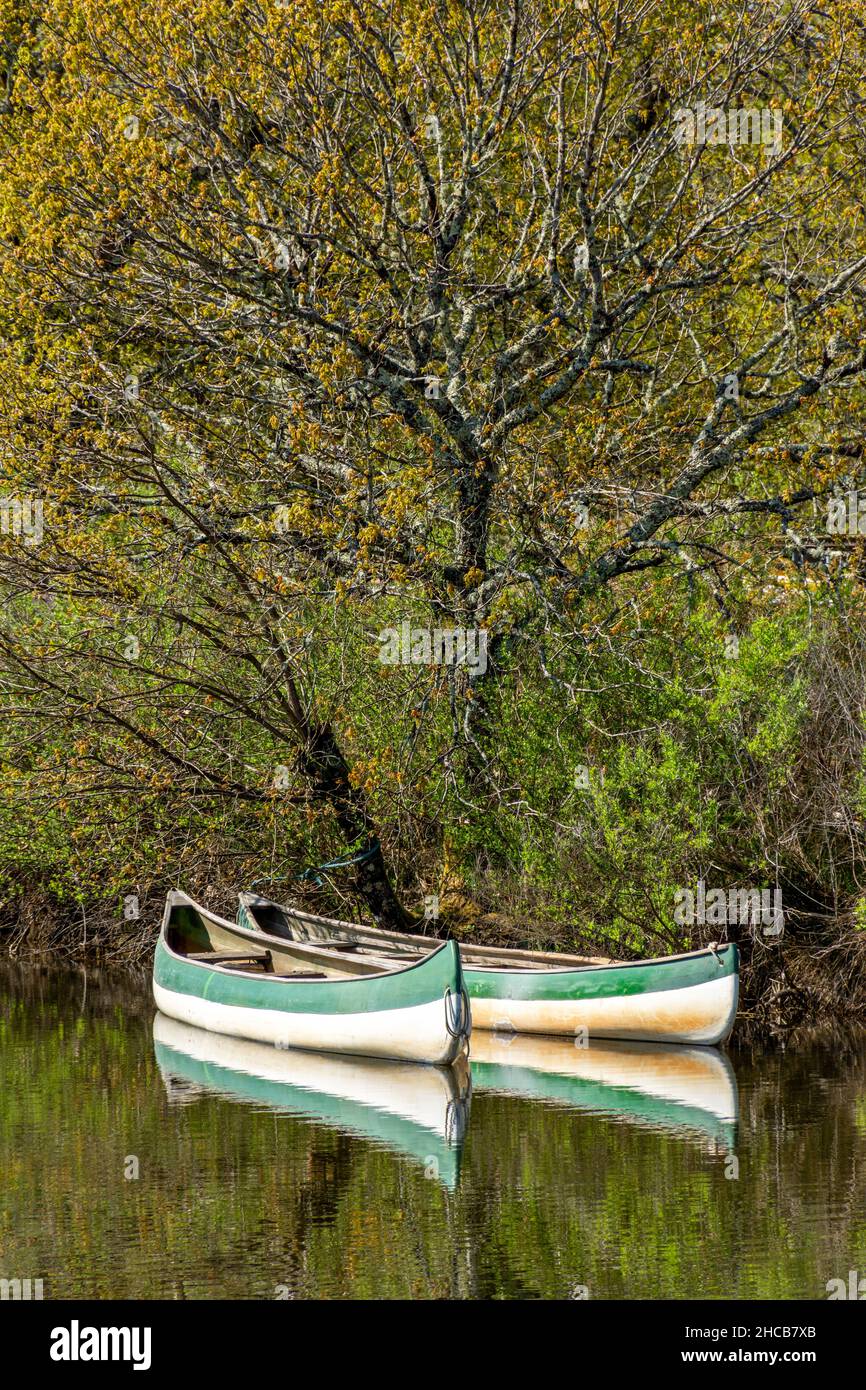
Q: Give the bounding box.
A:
[469,1032,739,1153]
[153,1013,471,1191]
[155,1014,738,1193]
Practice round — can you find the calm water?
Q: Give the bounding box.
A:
[2,962,865,1300]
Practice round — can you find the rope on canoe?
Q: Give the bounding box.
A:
[444,985,472,1042]
[248,840,381,892]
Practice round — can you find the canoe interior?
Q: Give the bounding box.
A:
[166,899,411,980]
[239,894,640,974]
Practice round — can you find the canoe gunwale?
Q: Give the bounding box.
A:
[455,946,736,977]
[159,924,456,989]
[161,889,455,989]
[236,890,737,978]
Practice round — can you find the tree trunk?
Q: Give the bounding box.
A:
[298,725,412,929]
[456,452,497,793]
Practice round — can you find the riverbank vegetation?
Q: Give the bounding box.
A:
[2,0,866,1031]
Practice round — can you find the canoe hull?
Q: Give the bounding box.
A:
[153,975,465,1066]
[154,894,469,1067]
[467,964,738,1045]
[237,893,738,1046]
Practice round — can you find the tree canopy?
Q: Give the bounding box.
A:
[2,0,866,997]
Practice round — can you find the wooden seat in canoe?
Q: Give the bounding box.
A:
[189,950,272,967]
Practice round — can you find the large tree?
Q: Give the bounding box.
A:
[1,0,865,925]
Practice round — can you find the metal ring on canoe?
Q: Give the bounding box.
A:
[444,986,472,1041]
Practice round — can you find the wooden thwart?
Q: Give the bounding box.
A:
[190,949,271,966]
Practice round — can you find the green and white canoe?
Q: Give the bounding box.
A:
[154,890,470,1066]
[237,893,739,1047]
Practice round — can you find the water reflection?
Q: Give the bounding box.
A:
[153,1013,470,1190]
[3,962,866,1299]
[469,1032,738,1152]
[154,1016,738,1166]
